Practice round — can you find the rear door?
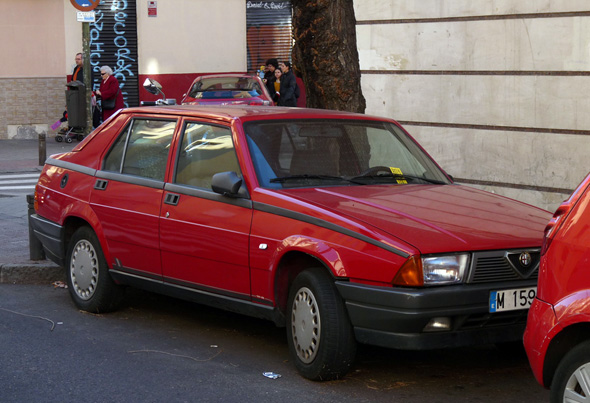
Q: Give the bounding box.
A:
[90,117,177,279]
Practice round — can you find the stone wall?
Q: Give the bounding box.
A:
[354,0,590,212]
[0,77,66,140]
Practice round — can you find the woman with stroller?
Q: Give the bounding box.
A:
[95,66,124,122]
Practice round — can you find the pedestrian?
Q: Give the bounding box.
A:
[273,68,282,105]
[278,61,298,107]
[95,66,124,122]
[70,52,94,84]
[263,58,278,97]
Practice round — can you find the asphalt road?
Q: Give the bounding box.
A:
[1,284,549,403]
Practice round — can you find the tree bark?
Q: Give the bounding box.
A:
[292,0,366,113]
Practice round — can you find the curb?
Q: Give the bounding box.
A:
[0,262,64,284]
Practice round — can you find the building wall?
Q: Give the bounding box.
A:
[0,0,68,139]
[354,0,590,211]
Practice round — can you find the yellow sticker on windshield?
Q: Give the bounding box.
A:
[389,167,407,184]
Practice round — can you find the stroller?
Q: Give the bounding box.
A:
[54,111,84,143]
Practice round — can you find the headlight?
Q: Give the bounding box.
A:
[393,254,470,286]
[422,254,469,285]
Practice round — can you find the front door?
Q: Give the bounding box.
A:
[159,120,252,298]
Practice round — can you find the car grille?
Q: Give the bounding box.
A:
[466,249,540,284]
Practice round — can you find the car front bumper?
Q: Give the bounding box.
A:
[335,280,537,350]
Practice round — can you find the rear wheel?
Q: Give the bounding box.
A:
[550,341,590,402]
[65,226,124,313]
[286,267,356,381]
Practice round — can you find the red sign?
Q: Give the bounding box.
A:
[148,1,157,17]
[70,0,100,12]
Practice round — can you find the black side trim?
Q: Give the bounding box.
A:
[253,202,410,258]
[164,183,253,209]
[96,170,165,190]
[109,269,284,325]
[46,158,97,177]
[29,214,64,266]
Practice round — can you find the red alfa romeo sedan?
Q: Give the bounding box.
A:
[524,172,590,402]
[31,105,550,380]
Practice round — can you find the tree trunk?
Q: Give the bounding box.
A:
[292,0,366,113]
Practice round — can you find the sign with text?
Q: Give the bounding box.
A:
[148,1,157,17]
[77,11,96,23]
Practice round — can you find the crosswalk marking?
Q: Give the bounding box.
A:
[0,173,40,194]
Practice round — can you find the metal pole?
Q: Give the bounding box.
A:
[38,131,46,166]
[83,22,92,135]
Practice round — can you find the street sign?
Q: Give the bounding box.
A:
[70,0,100,12]
[77,11,96,23]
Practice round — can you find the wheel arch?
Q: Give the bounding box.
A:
[273,250,337,323]
[543,322,590,387]
[62,214,111,266]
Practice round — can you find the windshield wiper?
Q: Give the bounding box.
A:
[270,174,364,184]
[350,173,447,185]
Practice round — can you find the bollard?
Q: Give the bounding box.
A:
[27,194,45,261]
[39,132,46,166]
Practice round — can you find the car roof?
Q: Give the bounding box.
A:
[122,105,395,124]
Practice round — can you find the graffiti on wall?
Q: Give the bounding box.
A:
[90,0,139,107]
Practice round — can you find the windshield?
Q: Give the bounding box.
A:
[188,77,263,100]
[244,119,451,188]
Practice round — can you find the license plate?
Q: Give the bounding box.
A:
[489,287,537,312]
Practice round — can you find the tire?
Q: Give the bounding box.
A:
[286,267,357,381]
[55,136,63,142]
[550,340,590,403]
[65,226,124,313]
[65,136,73,143]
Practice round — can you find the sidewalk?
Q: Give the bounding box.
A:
[0,139,76,284]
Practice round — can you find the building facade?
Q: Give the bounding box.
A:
[2,0,589,211]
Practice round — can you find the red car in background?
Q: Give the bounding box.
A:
[181,74,274,106]
[524,172,590,402]
[31,105,550,380]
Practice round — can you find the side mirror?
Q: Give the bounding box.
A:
[143,78,164,96]
[211,171,244,197]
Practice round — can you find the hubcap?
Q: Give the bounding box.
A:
[70,239,99,301]
[291,287,321,364]
[564,363,590,402]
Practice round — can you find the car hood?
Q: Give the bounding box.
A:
[276,184,551,254]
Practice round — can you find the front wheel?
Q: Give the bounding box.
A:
[286,268,356,381]
[65,226,124,313]
[550,340,590,402]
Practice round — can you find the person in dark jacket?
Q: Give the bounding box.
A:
[278,61,298,107]
[263,58,278,97]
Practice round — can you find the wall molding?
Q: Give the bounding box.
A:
[357,11,590,25]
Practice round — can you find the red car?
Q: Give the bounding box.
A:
[524,172,590,402]
[31,105,550,380]
[181,74,274,106]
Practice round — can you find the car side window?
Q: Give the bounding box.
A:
[103,119,176,181]
[174,122,241,190]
